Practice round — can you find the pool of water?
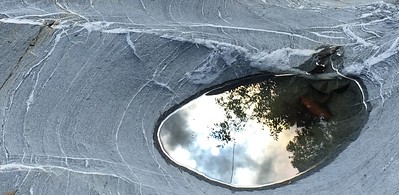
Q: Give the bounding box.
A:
[157,73,369,188]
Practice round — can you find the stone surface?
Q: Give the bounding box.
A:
[0,0,398,194]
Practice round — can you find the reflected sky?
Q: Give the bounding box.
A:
[158,75,368,187]
[160,95,298,185]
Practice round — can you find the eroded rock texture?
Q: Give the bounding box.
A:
[0,0,398,194]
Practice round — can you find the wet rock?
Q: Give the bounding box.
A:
[311,79,350,94]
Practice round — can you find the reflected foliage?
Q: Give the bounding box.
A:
[286,124,333,171]
[210,79,293,143]
[208,75,366,171]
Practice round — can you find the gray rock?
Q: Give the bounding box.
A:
[0,0,398,194]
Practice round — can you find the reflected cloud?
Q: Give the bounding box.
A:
[194,146,234,182]
[159,111,193,151]
[158,73,368,187]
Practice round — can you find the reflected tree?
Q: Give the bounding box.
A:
[286,124,334,172]
[209,78,299,144]
[207,76,356,171]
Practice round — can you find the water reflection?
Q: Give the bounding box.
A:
[158,75,368,187]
